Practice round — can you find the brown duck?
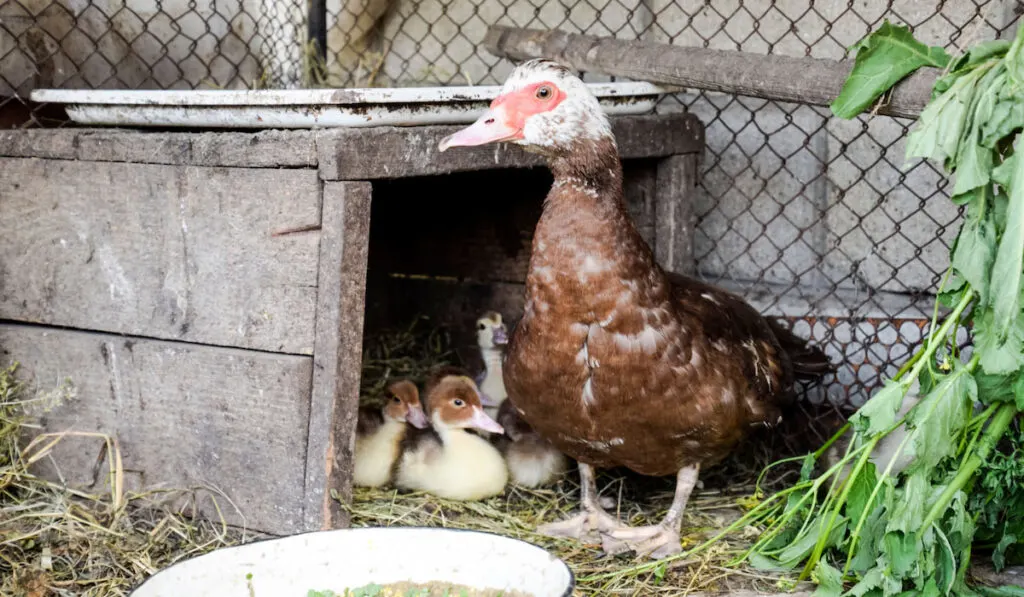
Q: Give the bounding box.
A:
[439,59,832,558]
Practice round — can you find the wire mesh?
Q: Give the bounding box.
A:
[1,0,1019,423]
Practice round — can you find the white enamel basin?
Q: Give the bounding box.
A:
[30,82,671,129]
[129,527,574,597]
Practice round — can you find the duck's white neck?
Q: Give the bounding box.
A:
[481,346,504,373]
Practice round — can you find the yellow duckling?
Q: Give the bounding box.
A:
[353,380,428,488]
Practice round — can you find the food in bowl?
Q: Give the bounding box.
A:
[307,583,535,597]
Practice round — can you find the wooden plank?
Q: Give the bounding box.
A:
[0,158,321,354]
[0,324,313,535]
[0,129,318,168]
[654,155,699,275]
[484,26,936,120]
[317,113,704,180]
[310,181,373,530]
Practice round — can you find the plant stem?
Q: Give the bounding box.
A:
[921,402,1018,530]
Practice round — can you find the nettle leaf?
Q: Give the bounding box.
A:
[776,516,849,569]
[882,531,919,576]
[849,568,885,597]
[934,526,957,595]
[832,21,952,119]
[990,135,1024,337]
[948,39,1011,73]
[975,370,1022,405]
[847,462,880,528]
[851,504,888,573]
[888,471,930,534]
[952,66,1005,196]
[905,364,976,471]
[980,91,1024,148]
[951,190,997,304]
[851,380,909,436]
[812,560,845,597]
[992,152,1018,189]
[906,68,985,167]
[973,307,1024,376]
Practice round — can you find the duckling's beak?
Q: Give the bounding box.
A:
[438,104,521,152]
[406,405,429,429]
[492,325,509,346]
[468,406,504,434]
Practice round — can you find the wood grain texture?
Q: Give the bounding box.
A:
[654,155,699,275]
[309,181,373,530]
[0,129,318,168]
[317,113,704,180]
[484,26,936,120]
[0,158,322,354]
[0,323,313,534]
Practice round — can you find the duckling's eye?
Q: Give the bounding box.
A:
[453,399,465,407]
[536,86,552,100]
[477,323,486,330]
[391,396,401,404]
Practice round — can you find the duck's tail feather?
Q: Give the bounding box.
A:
[766,318,834,380]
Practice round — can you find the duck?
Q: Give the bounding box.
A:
[438,59,833,558]
[353,379,429,488]
[394,373,510,501]
[494,398,570,488]
[474,311,510,420]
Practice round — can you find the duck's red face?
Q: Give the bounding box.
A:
[439,81,567,151]
[383,380,429,429]
[428,376,505,434]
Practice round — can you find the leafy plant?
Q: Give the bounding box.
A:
[730,20,1024,597]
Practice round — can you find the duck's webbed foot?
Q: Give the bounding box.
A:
[536,463,628,543]
[600,464,700,560]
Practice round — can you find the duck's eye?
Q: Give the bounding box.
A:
[477,323,486,330]
[392,396,401,403]
[536,86,552,100]
[453,399,465,407]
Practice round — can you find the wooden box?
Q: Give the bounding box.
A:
[0,113,704,534]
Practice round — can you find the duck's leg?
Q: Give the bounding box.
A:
[536,463,625,542]
[601,464,700,559]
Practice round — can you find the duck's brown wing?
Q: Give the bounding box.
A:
[666,271,833,398]
[356,406,385,437]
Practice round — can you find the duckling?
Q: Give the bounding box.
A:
[494,398,570,488]
[427,364,501,439]
[474,311,509,420]
[353,380,429,489]
[395,374,509,501]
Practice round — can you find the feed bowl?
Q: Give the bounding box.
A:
[129,527,574,597]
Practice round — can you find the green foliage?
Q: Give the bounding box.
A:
[738,19,1024,597]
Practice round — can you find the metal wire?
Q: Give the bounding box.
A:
[1,0,1018,427]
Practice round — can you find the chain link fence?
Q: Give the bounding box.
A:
[2,0,1019,435]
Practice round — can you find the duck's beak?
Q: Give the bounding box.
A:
[468,406,505,434]
[438,104,521,152]
[492,325,509,346]
[406,405,429,429]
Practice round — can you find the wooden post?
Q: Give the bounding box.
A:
[307,181,373,530]
[483,26,936,120]
[654,155,698,276]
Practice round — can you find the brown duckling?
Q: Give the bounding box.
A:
[494,398,569,488]
[395,374,509,501]
[353,380,428,488]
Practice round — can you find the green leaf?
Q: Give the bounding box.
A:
[776,516,849,568]
[851,504,888,573]
[951,189,997,304]
[975,370,1021,405]
[882,531,919,576]
[905,364,976,471]
[849,569,885,597]
[994,533,1018,570]
[831,21,952,119]
[851,380,909,436]
[812,560,845,597]
[977,587,1024,597]
[948,40,1012,73]
[973,307,1024,376]
[906,67,988,168]
[888,471,930,534]
[993,153,1018,190]
[934,526,957,595]
[951,66,1004,196]
[847,462,880,528]
[990,135,1024,338]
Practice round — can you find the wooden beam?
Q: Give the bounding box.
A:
[484,26,937,120]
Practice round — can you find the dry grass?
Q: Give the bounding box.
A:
[0,363,248,597]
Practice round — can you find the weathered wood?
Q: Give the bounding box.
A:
[317,113,704,180]
[0,158,321,354]
[311,181,373,530]
[0,323,313,535]
[484,26,937,120]
[654,154,699,275]
[0,128,318,168]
